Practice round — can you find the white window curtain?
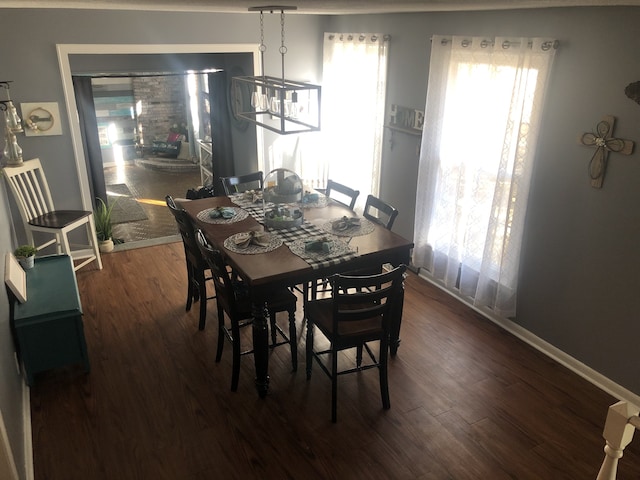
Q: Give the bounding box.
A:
[412,36,557,317]
[269,33,389,207]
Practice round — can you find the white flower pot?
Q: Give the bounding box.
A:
[17,255,35,270]
[99,239,114,253]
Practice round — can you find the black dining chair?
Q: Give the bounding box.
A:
[325,179,360,210]
[305,265,407,422]
[220,171,264,196]
[165,195,215,331]
[196,229,298,391]
[363,194,399,231]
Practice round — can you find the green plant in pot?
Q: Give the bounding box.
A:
[94,197,115,253]
[14,244,37,270]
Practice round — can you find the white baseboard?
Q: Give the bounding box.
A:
[417,271,640,407]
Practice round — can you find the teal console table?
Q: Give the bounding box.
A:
[10,255,90,386]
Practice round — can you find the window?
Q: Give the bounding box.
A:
[413,36,557,317]
[264,33,389,209]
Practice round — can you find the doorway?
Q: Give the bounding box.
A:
[57,44,262,249]
[89,74,203,246]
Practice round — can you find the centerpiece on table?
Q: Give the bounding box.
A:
[263,168,304,230]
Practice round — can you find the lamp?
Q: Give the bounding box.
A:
[0,81,24,166]
[231,6,321,135]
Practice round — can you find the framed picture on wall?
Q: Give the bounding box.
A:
[21,102,63,136]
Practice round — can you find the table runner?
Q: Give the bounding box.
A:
[237,203,358,269]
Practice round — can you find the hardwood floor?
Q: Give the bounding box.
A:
[30,242,640,479]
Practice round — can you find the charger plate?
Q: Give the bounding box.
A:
[223,232,283,254]
[197,207,248,224]
[288,235,352,261]
[321,217,375,237]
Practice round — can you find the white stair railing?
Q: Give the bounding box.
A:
[596,401,640,480]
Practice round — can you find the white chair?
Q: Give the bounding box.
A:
[3,158,102,271]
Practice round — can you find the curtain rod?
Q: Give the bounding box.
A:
[328,34,391,42]
[433,36,559,51]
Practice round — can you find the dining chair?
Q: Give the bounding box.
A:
[2,158,102,272]
[305,264,407,422]
[363,194,399,231]
[324,179,359,210]
[165,195,215,331]
[196,229,298,391]
[220,171,264,196]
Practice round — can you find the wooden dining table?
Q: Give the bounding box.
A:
[181,194,414,398]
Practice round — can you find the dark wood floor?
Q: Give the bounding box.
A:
[30,242,640,479]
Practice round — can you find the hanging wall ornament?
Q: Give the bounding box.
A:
[624,81,640,105]
[579,115,634,188]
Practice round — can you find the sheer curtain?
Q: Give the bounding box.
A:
[413,36,557,317]
[267,33,389,206]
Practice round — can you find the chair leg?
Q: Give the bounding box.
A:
[356,343,363,368]
[288,307,297,372]
[268,309,278,345]
[305,321,314,380]
[185,262,194,312]
[331,345,338,423]
[215,305,225,363]
[87,215,102,270]
[230,319,241,392]
[196,269,207,331]
[379,339,390,410]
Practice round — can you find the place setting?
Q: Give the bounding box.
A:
[321,215,375,237]
[287,234,357,268]
[196,206,249,224]
[223,229,283,254]
[298,189,329,209]
[229,189,263,207]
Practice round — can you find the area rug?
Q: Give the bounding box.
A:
[106,184,149,224]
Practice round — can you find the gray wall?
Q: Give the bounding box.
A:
[2,6,640,479]
[328,7,640,395]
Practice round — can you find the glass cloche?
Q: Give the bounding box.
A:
[263,168,304,230]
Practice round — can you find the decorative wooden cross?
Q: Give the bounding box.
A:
[580,115,634,188]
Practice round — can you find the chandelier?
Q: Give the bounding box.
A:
[231,6,321,135]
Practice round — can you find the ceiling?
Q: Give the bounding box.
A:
[6,0,640,14]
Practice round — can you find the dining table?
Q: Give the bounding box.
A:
[181,192,414,398]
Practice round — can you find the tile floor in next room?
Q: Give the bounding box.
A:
[103,162,203,248]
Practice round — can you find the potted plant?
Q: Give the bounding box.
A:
[94,197,115,253]
[14,244,37,270]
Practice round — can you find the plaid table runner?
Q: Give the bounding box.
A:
[237,202,358,269]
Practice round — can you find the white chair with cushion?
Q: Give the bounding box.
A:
[3,158,102,271]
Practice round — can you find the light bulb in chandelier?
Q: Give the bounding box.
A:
[3,130,23,166]
[3,101,23,133]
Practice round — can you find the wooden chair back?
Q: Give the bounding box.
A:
[363,194,399,230]
[165,195,203,268]
[329,265,407,342]
[325,179,359,210]
[221,171,263,195]
[3,158,56,223]
[195,229,243,320]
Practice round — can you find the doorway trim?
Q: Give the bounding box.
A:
[56,43,262,210]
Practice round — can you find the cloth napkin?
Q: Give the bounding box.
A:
[331,216,361,232]
[241,190,262,203]
[304,236,332,253]
[209,207,236,219]
[233,231,271,249]
[301,191,320,204]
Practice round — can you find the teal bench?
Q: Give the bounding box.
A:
[8,255,90,386]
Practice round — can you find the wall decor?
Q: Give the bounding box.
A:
[579,115,634,188]
[386,104,424,133]
[21,102,62,136]
[624,81,640,105]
